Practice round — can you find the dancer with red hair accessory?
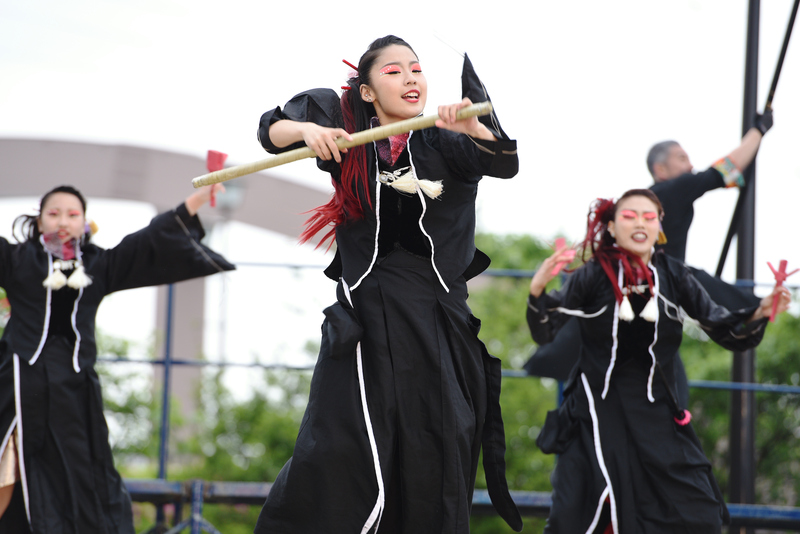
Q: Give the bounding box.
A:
[527,189,791,533]
[254,35,521,533]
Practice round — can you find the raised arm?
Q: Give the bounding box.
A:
[727,109,773,173]
[185,184,224,216]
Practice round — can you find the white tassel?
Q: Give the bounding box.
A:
[619,295,635,322]
[416,179,443,199]
[640,297,659,322]
[43,262,68,289]
[387,174,418,194]
[67,263,92,289]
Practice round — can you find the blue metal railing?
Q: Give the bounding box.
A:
[99,264,799,532]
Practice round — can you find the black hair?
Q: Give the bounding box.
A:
[12,185,88,243]
[301,35,418,246]
[646,140,680,179]
[342,35,417,134]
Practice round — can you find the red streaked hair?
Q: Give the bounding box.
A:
[581,191,662,303]
[298,91,373,248]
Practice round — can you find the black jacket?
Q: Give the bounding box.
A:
[257,55,518,292]
[0,203,235,370]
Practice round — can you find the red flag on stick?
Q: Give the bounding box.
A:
[550,237,576,276]
[767,260,798,322]
[206,150,228,207]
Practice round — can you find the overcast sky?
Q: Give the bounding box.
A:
[1,0,798,369]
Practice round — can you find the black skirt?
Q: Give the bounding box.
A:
[0,336,134,534]
[255,249,506,534]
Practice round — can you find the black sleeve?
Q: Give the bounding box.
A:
[433,53,518,181]
[99,203,235,293]
[526,267,595,345]
[651,168,724,207]
[257,88,343,150]
[676,262,767,351]
[433,130,518,181]
[256,88,344,178]
[0,237,14,288]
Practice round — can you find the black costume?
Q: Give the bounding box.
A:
[527,253,767,533]
[0,203,234,534]
[524,166,759,399]
[253,56,523,534]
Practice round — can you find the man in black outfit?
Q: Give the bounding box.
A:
[524,111,774,406]
[648,109,773,263]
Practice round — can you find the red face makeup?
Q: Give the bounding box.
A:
[608,196,661,263]
[365,45,428,125]
[379,63,423,76]
[379,65,402,76]
[620,210,658,222]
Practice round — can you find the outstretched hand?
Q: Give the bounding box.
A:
[186,184,226,216]
[435,98,496,141]
[749,284,792,323]
[530,249,576,298]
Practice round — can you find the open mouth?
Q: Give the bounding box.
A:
[403,90,420,102]
[631,231,648,243]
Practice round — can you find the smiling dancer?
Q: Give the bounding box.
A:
[524,110,774,402]
[252,35,522,533]
[527,189,790,533]
[0,184,234,533]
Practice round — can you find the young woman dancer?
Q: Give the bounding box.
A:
[253,35,523,533]
[0,184,234,533]
[527,189,791,533]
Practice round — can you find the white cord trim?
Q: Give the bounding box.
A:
[350,147,382,291]
[407,131,448,293]
[586,486,611,534]
[29,239,54,367]
[70,287,84,373]
[70,243,85,373]
[658,294,684,323]
[645,261,660,403]
[551,305,608,319]
[582,373,617,534]
[341,282,385,532]
[601,265,623,399]
[13,355,32,525]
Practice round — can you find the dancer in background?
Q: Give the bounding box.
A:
[0,184,234,533]
[253,35,522,533]
[527,189,790,533]
[524,110,774,401]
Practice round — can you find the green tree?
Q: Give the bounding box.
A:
[467,233,562,533]
[683,310,800,506]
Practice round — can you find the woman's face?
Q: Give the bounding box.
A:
[361,44,427,125]
[38,192,86,243]
[607,195,660,262]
